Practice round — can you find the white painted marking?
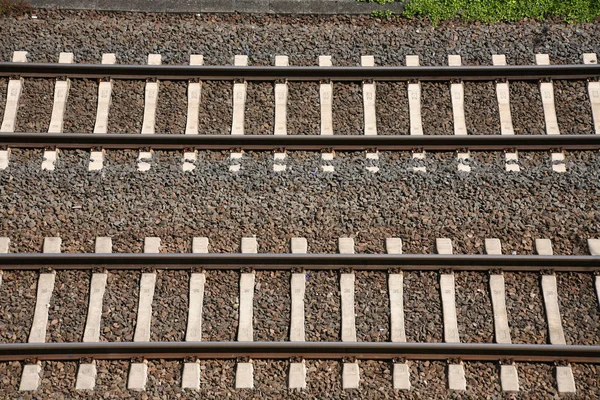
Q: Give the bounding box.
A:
[76,361,97,390]
[393,363,411,390]
[48,53,73,133]
[289,360,306,389]
[457,151,471,172]
[583,53,600,134]
[238,273,255,342]
[505,151,520,172]
[361,56,377,136]
[92,53,116,135]
[128,361,148,391]
[273,150,287,171]
[541,275,566,345]
[493,55,515,136]
[182,361,201,390]
[440,273,460,343]
[231,55,248,135]
[448,363,466,391]
[406,55,423,136]
[556,365,576,393]
[0,51,27,138]
[19,363,42,391]
[274,55,289,136]
[342,362,360,389]
[235,362,254,389]
[319,56,333,136]
[185,55,204,135]
[535,238,553,255]
[183,151,197,172]
[449,55,467,136]
[500,364,519,392]
[536,54,560,135]
[88,150,104,171]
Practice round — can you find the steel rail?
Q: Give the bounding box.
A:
[0,253,598,272]
[0,63,599,81]
[0,342,598,363]
[2,133,600,151]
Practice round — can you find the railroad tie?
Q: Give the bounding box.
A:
[583,54,600,135]
[0,237,9,288]
[448,55,471,173]
[485,238,519,392]
[386,238,411,390]
[492,55,520,172]
[0,51,28,170]
[235,237,257,389]
[89,53,116,172]
[273,55,289,172]
[76,237,112,390]
[42,52,74,171]
[587,239,600,308]
[127,237,160,391]
[137,54,161,172]
[535,54,566,173]
[19,237,60,392]
[182,55,204,172]
[339,238,359,389]
[289,237,307,389]
[362,56,379,173]
[535,238,576,394]
[182,237,208,390]
[319,55,335,172]
[406,55,426,172]
[229,55,248,172]
[436,238,467,391]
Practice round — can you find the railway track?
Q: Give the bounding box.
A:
[0,51,599,174]
[0,236,598,393]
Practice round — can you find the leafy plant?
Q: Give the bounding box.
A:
[371,9,395,18]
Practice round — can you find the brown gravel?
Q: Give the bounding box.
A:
[245,82,275,135]
[155,80,187,134]
[572,363,600,399]
[100,270,139,342]
[510,82,546,135]
[107,80,144,133]
[333,83,363,135]
[254,271,290,341]
[305,270,340,341]
[202,270,238,341]
[376,82,409,135]
[0,271,37,343]
[0,361,21,392]
[0,78,7,119]
[146,360,183,397]
[518,362,557,396]
[355,271,389,342]
[505,272,548,344]
[150,270,188,342]
[554,80,595,135]
[404,271,443,342]
[46,270,90,343]
[421,83,453,135]
[14,78,54,133]
[197,81,232,134]
[455,271,494,343]
[253,360,288,395]
[287,82,320,135]
[464,82,500,135]
[63,79,97,133]
[557,272,600,345]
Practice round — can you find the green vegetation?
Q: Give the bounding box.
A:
[357,0,396,5]
[0,0,32,16]
[371,9,395,17]
[403,0,600,23]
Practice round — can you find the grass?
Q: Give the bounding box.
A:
[358,0,600,23]
[0,0,32,16]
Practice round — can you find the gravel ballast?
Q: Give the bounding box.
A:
[14,79,54,133]
[63,79,97,133]
[46,270,90,343]
[0,271,37,343]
